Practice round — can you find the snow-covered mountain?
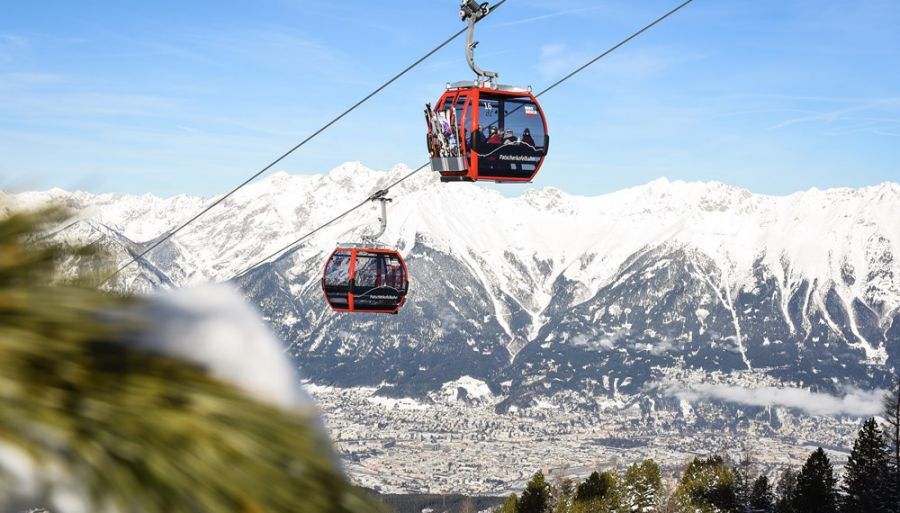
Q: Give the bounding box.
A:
[5,162,900,410]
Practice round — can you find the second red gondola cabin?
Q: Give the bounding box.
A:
[322,246,408,314]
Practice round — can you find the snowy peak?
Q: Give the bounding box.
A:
[6,163,900,401]
[7,165,899,305]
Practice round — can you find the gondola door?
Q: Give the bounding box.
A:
[349,250,408,313]
[427,91,473,179]
[470,90,548,182]
[322,249,353,311]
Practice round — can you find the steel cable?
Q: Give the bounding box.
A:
[104,0,695,285]
[227,0,695,279]
[99,0,509,286]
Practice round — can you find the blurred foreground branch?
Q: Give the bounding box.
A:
[0,208,382,513]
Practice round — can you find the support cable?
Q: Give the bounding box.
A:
[230,163,428,279]
[226,0,694,280]
[98,0,509,286]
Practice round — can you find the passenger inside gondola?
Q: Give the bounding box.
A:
[521,128,535,147]
[428,87,548,182]
[486,126,501,144]
[472,125,487,150]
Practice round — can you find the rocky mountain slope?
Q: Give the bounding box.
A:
[5,162,899,412]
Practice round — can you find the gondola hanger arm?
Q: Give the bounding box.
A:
[460,0,499,86]
[362,195,392,244]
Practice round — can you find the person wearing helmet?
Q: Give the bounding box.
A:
[521,128,536,147]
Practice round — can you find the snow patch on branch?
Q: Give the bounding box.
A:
[131,283,312,410]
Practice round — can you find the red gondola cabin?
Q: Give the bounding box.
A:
[426,82,549,183]
[322,246,408,314]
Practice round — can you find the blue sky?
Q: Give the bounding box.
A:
[1,0,898,198]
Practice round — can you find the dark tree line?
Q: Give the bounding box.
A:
[495,383,900,513]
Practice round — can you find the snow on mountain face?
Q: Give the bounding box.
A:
[6,163,900,407]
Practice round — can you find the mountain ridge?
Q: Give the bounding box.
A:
[5,163,899,410]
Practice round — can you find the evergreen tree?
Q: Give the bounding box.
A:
[519,472,552,513]
[572,471,620,513]
[774,469,798,513]
[622,459,662,513]
[497,494,519,513]
[657,480,679,513]
[0,210,383,513]
[554,478,575,513]
[733,453,754,512]
[881,380,900,510]
[841,418,890,513]
[794,448,837,513]
[673,455,738,512]
[575,471,611,502]
[748,475,775,513]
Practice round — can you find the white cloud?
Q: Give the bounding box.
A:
[570,326,631,351]
[535,41,702,84]
[0,34,29,65]
[492,6,607,28]
[537,43,584,81]
[0,71,64,88]
[660,381,885,417]
[646,335,676,356]
[761,95,900,137]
